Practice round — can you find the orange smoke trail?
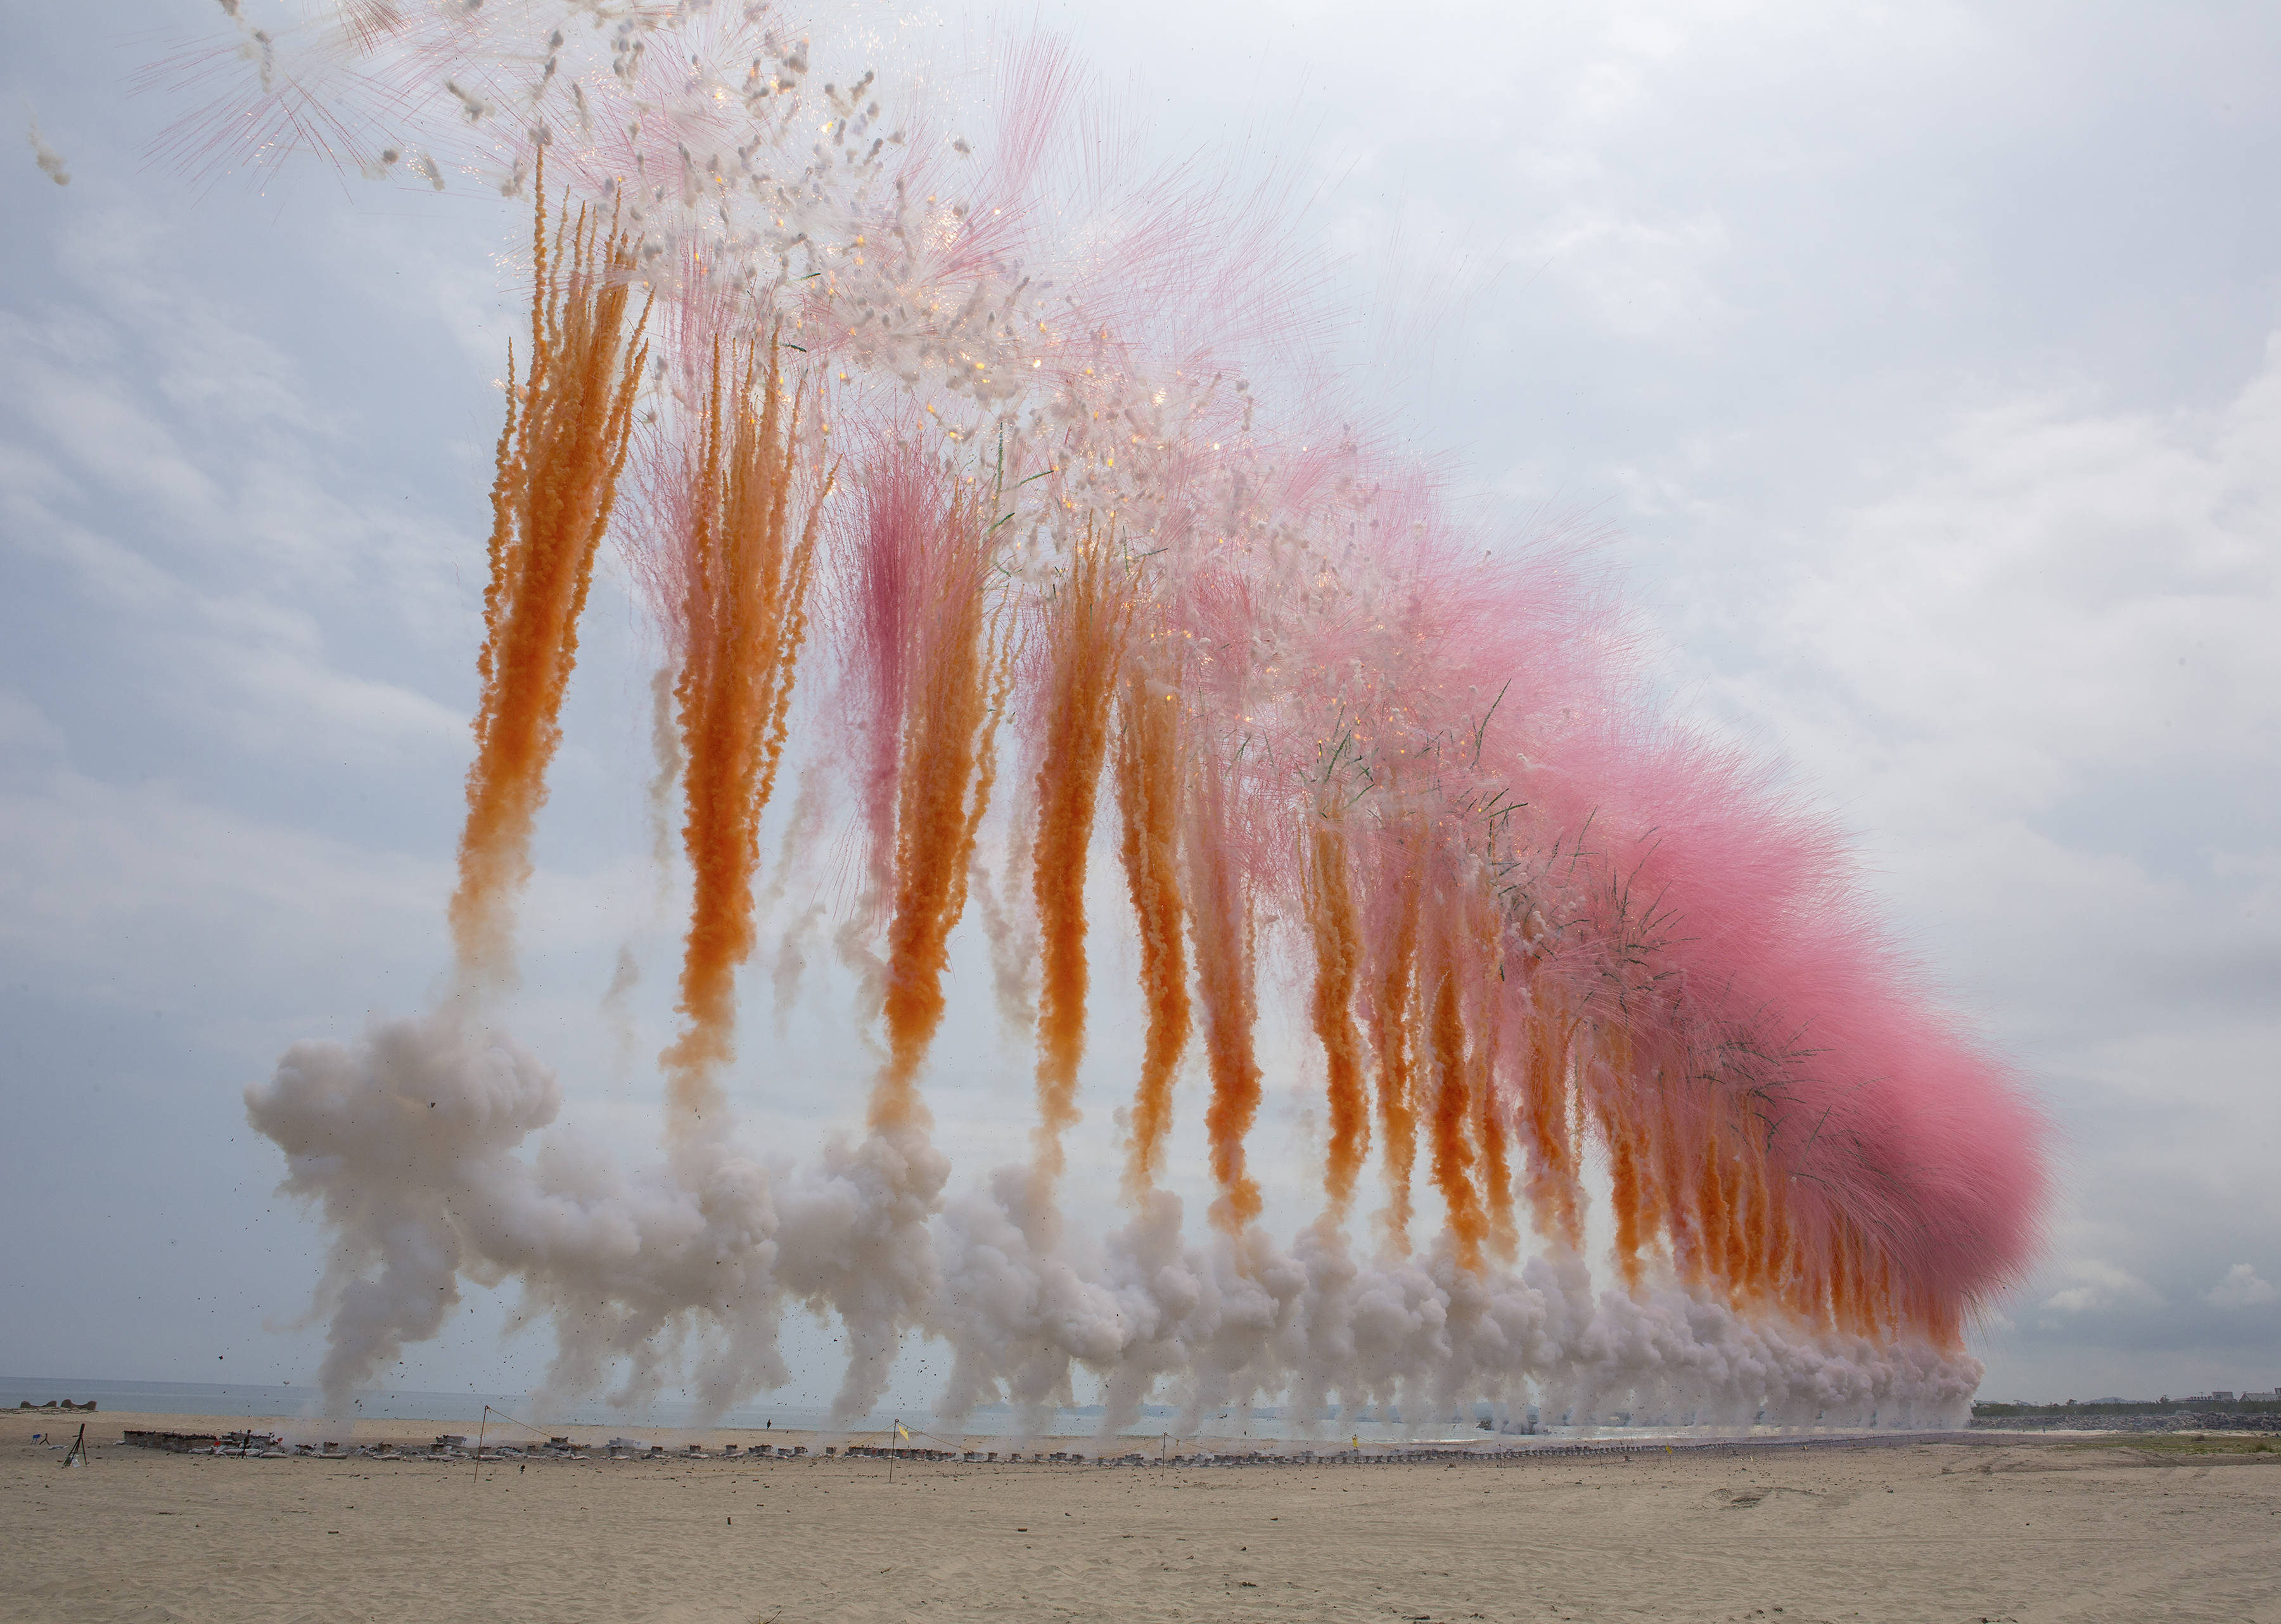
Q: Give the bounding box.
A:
[1687,1122,1717,1288]
[1028,537,1130,1182]
[1696,1126,1733,1292]
[1116,656,1190,1198]
[1844,1224,1875,1336]
[1516,992,1583,1252]
[1471,963,1517,1265]
[945,608,1017,964]
[1799,1226,1824,1326]
[1650,1080,1697,1282]
[1637,1070,1681,1284]
[1303,815,1370,1215]
[1424,909,1487,1270]
[1719,1134,1750,1291]
[1867,1248,1896,1339]
[1365,829,1424,1252]
[1825,1220,1855,1334]
[869,490,1009,1133]
[1187,746,1263,1234]
[656,333,829,1143]
[1762,1158,1797,1312]
[450,158,651,981]
[1593,1033,1647,1289]
[1733,1132,1770,1300]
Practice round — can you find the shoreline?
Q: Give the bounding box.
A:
[14,1407,2108,1464]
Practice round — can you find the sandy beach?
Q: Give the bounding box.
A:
[5,1410,2277,1623]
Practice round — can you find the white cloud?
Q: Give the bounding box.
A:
[2039,1258,2164,1317]
[2207,1264,2277,1309]
[0,734,442,1012]
[0,226,479,774]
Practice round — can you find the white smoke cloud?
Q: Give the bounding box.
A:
[250,1011,1983,1433]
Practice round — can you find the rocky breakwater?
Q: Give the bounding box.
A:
[1973,1411,2281,1433]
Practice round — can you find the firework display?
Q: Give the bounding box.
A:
[212,2,2045,1433]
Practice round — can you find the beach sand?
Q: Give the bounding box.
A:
[5,1410,2277,1623]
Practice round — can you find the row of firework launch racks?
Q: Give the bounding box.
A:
[113,1428,1952,1464]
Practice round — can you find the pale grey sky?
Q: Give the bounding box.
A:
[2,1,2275,1408]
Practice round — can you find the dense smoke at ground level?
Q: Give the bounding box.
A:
[248,1010,1982,1433]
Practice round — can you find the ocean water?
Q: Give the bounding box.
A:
[4,1376,1494,1443]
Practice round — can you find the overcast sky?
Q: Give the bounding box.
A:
[2,1,2275,1409]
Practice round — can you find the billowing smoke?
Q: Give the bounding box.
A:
[250,1011,1979,1428]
